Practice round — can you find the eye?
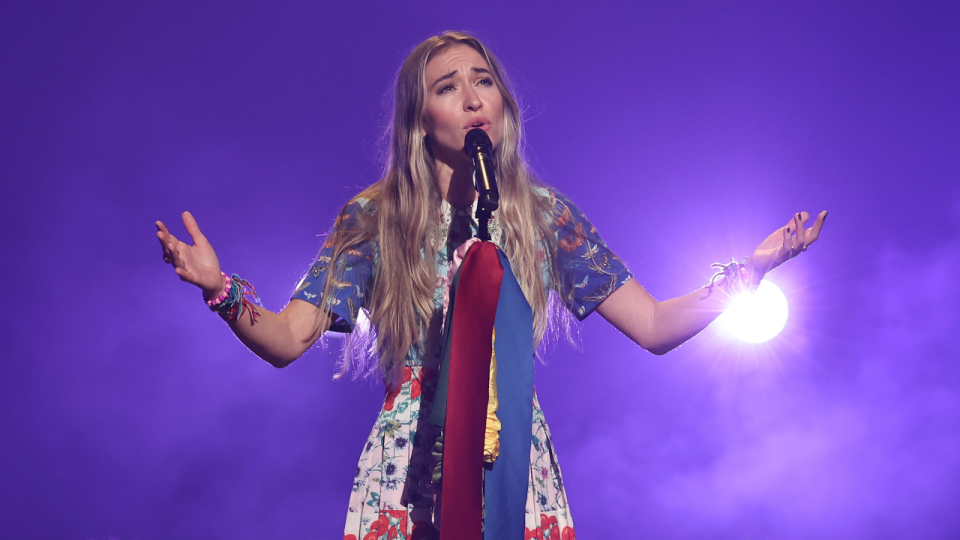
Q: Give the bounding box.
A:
[477,77,494,87]
[438,83,455,94]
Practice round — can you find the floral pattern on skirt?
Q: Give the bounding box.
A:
[344,366,576,539]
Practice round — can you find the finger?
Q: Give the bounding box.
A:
[156,221,182,244]
[174,264,193,282]
[181,211,205,245]
[161,232,185,267]
[157,228,181,251]
[783,215,795,235]
[156,223,177,261]
[794,212,807,249]
[781,225,791,257]
[782,214,797,254]
[804,210,828,245]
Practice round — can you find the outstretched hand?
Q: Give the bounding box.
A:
[746,211,828,288]
[156,212,225,300]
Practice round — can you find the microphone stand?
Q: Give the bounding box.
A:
[475,174,494,242]
[465,128,499,242]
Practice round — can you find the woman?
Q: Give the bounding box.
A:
[156,31,826,539]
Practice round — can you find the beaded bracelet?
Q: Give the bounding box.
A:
[207,272,262,323]
[206,272,233,307]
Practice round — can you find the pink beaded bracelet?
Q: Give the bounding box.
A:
[206,272,232,307]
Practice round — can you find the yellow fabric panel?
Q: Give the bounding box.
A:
[484,329,501,462]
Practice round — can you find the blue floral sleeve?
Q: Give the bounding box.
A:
[291,199,377,333]
[550,189,633,320]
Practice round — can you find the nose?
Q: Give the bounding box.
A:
[463,87,482,112]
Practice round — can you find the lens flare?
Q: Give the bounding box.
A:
[719,280,789,343]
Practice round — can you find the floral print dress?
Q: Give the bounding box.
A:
[292,188,632,540]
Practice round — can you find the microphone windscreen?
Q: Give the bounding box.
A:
[464,128,493,155]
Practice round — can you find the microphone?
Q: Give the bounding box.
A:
[464,128,500,215]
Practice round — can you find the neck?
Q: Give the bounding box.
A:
[434,150,477,209]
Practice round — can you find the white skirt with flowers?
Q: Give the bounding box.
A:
[342,365,576,540]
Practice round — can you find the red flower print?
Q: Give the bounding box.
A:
[411,378,422,399]
[344,536,358,540]
[322,233,338,248]
[385,368,415,410]
[540,514,558,530]
[550,524,560,539]
[555,204,572,227]
[365,514,391,539]
[524,527,544,540]
[558,223,585,252]
[384,386,401,411]
[561,526,576,540]
[383,510,408,537]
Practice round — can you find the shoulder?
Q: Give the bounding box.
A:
[322,193,379,250]
[532,185,596,233]
[337,195,377,227]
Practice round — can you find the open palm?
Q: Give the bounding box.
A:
[747,210,828,288]
[156,212,224,299]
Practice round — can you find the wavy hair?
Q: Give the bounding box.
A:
[320,31,560,380]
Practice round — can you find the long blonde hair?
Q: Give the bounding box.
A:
[322,31,559,380]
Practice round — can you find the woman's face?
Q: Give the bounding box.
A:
[421,44,504,165]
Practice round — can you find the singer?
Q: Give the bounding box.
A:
[155,32,826,539]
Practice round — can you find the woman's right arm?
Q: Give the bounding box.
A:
[156,211,332,368]
[225,297,332,368]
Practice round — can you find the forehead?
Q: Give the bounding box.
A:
[424,44,490,80]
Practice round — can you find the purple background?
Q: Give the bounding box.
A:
[2,1,959,538]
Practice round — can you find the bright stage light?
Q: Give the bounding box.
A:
[719,280,789,343]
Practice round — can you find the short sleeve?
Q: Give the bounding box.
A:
[291,200,377,333]
[550,189,633,320]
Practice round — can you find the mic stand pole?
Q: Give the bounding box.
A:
[476,205,491,242]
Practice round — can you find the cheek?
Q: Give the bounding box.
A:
[423,106,453,140]
[434,109,459,136]
[491,105,506,147]
[421,109,436,136]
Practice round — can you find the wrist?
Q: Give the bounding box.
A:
[202,272,228,303]
[743,257,763,291]
[207,273,262,323]
[703,258,748,299]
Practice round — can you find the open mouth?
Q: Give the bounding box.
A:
[465,117,490,130]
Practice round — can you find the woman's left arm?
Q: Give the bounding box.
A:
[596,210,827,355]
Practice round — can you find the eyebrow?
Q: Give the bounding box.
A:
[430,67,492,88]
